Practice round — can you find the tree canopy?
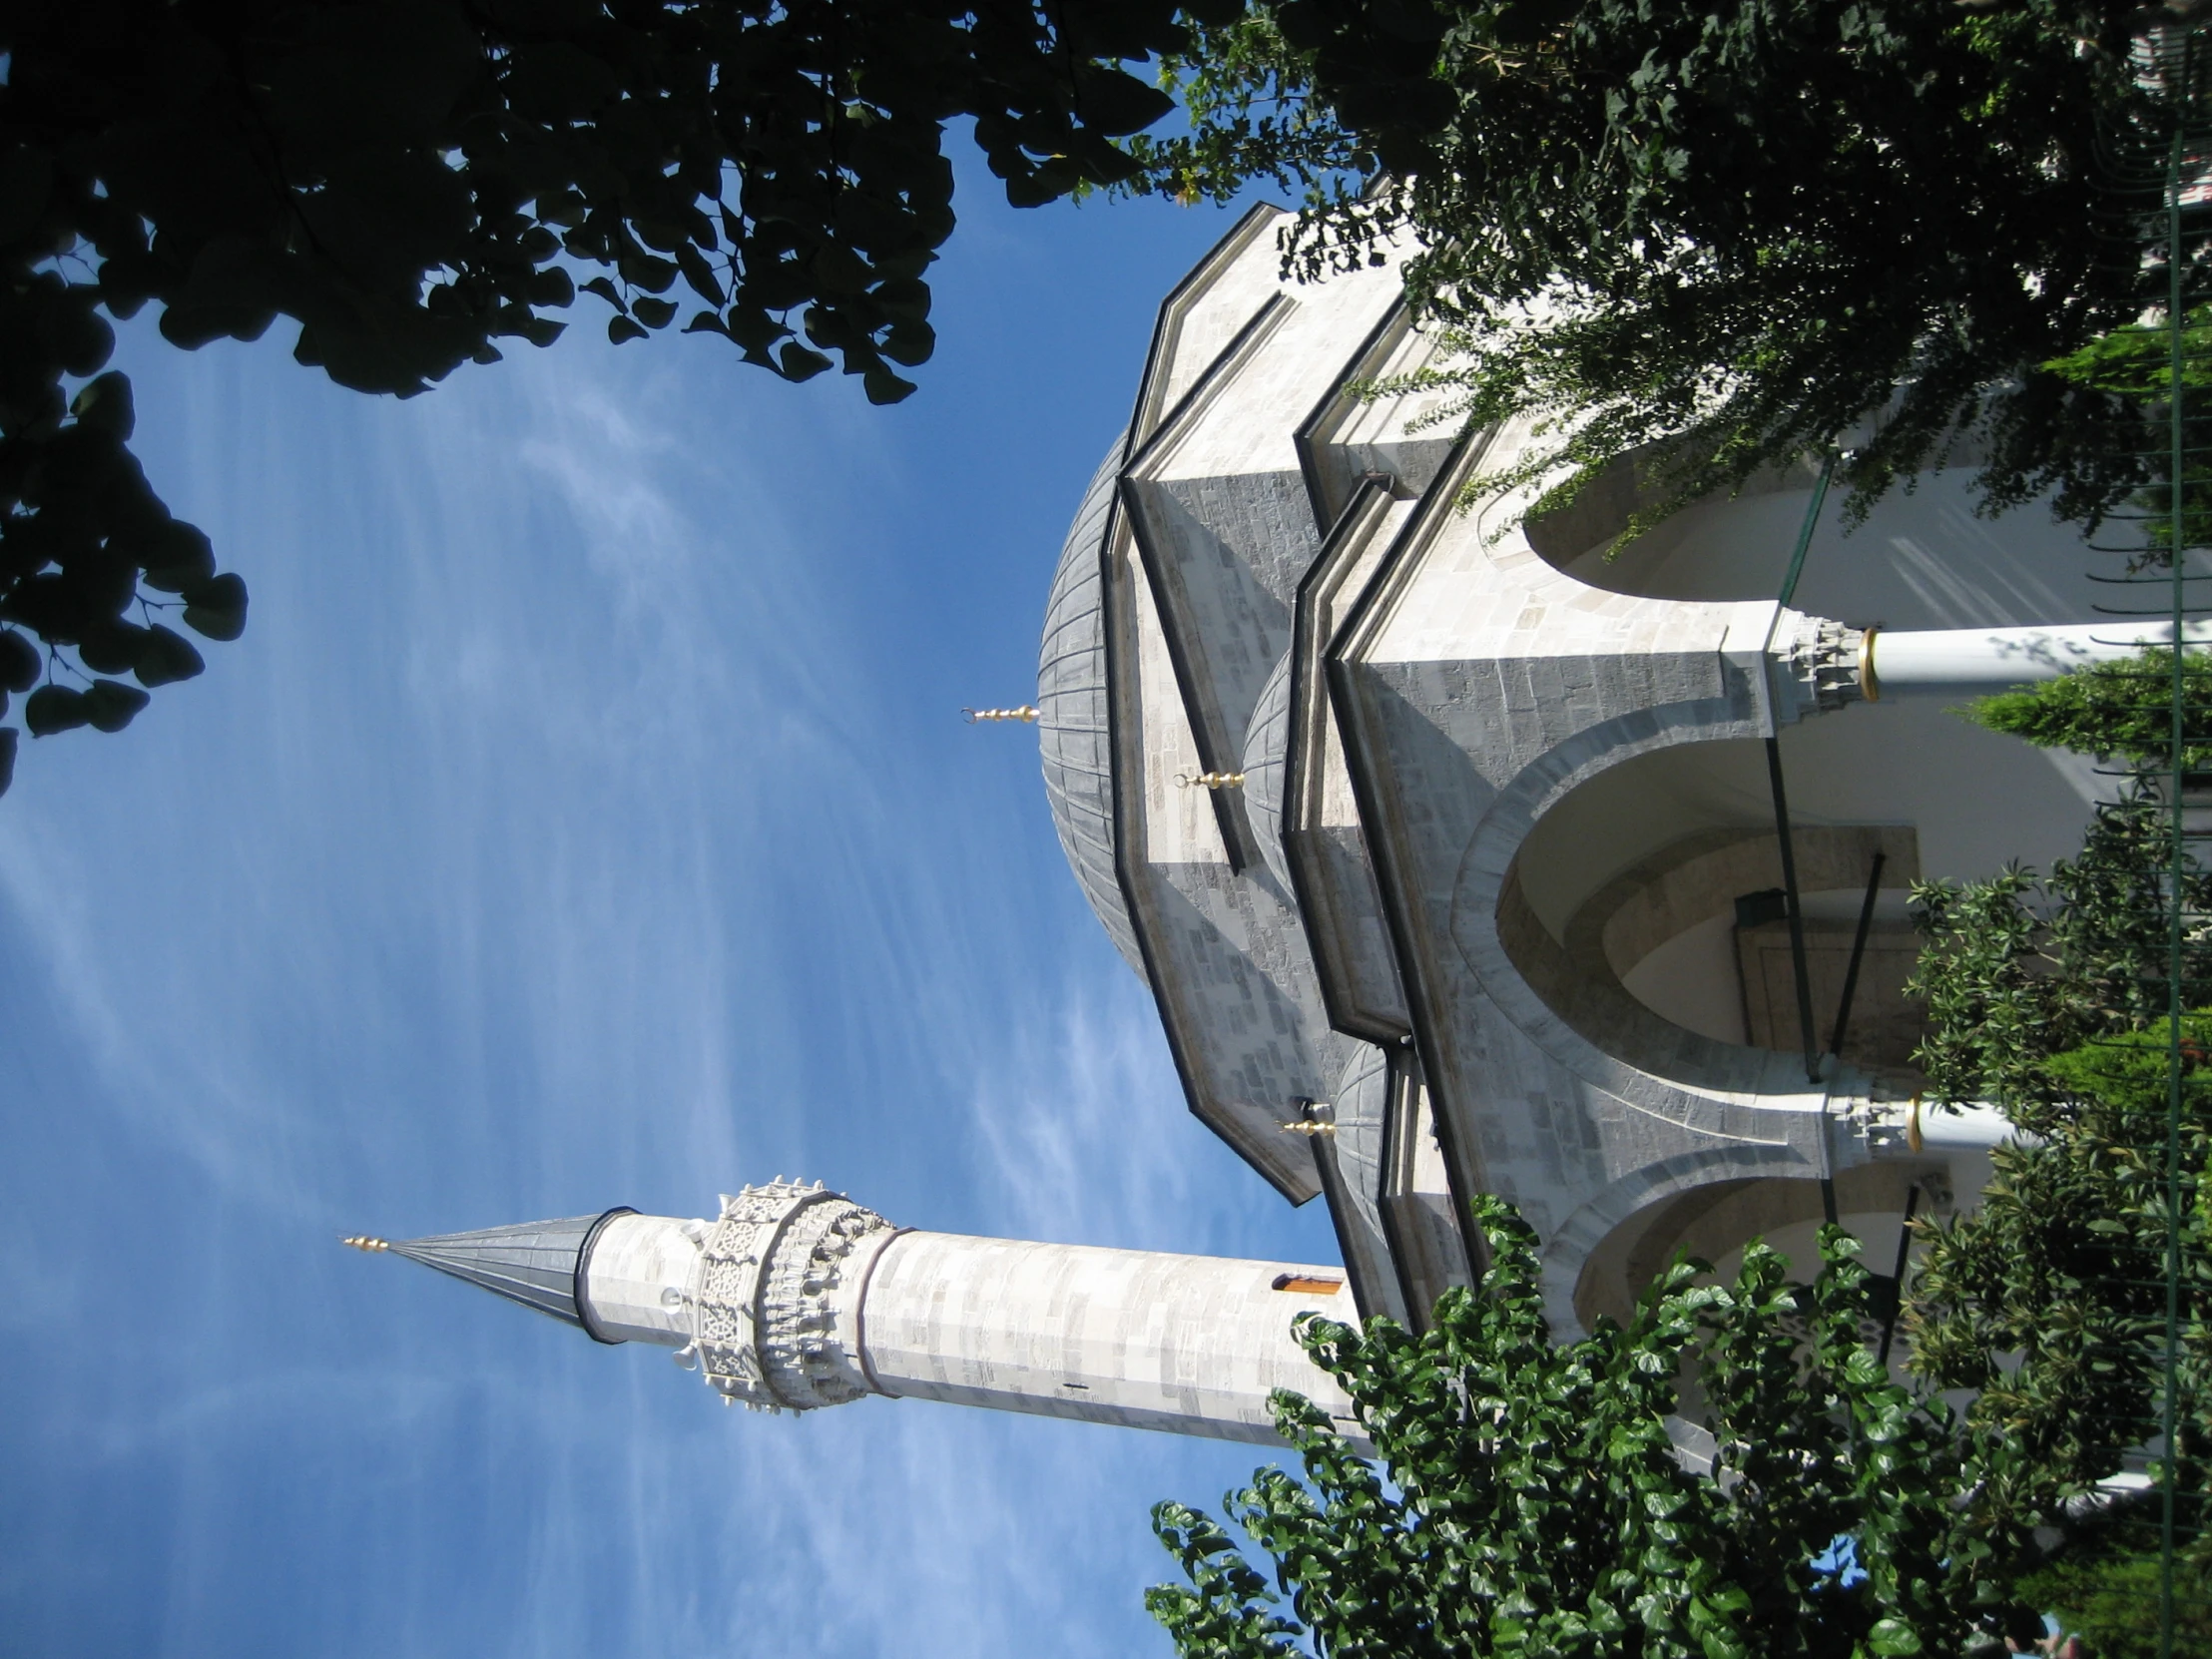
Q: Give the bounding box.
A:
[0,0,1233,795]
[1899,662,2212,1645]
[1128,0,2182,541]
[1147,1198,1996,1658]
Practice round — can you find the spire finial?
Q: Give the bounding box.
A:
[1176,770,1245,791]
[963,706,1039,723]
[358,1211,634,1335]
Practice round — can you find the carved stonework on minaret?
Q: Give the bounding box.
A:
[688,1180,896,1412]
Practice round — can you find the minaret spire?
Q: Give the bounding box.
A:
[355,1210,636,1339]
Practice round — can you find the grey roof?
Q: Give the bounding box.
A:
[391,1209,633,1341]
[1331,1044,1390,1238]
[1038,440,1147,980]
[1241,649,1295,892]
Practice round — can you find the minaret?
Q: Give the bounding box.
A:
[349,1181,1368,1449]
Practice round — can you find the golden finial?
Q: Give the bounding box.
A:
[1282,1099,1336,1137]
[341,1235,391,1253]
[963,706,1039,723]
[1176,770,1246,790]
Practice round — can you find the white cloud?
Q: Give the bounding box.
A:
[0,213,1325,1659]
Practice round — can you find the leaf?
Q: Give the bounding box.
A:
[631,295,676,328]
[616,247,679,293]
[880,318,935,367]
[862,365,916,404]
[0,631,39,694]
[139,521,218,593]
[1071,66,1176,139]
[777,341,832,381]
[180,573,249,642]
[24,685,88,737]
[0,146,53,244]
[526,268,576,308]
[580,276,627,311]
[135,625,205,688]
[724,304,790,352]
[69,371,136,442]
[0,727,15,797]
[82,679,150,733]
[76,620,149,675]
[1866,1616,1924,1655]
[501,40,620,122]
[677,244,726,305]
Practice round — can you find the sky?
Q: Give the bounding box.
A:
[0,170,1346,1657]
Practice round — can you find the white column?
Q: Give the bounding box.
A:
[855,1231,1367,1449]
[1865,620,2212,698]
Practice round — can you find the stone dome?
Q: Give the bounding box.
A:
[1038,441,1147,980]
[1329,1043,1391,1258]
[1241,649,1296,892]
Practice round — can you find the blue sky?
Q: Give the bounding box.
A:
[0,173,1342,1657]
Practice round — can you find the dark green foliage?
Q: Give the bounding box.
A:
[1148,1197,1982,1658]
[2015,1534,2212,1658]
[1902,659,2212,1630]
[1131,0,2178,539]
[1968,652,2212,778]
[1908,1026,2212,1561]
[0,346,233,791]
[1904,797,2212,1112]
[0,0,1234,796]
[2040,312,2212,566]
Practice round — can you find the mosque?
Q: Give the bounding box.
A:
[351,206,2159,1449]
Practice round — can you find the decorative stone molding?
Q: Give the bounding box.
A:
[688,1180,895,1413]
[1777,613,1867,720]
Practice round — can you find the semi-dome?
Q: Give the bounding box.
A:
[1241,650,1295,892]
[1329,1043,1391,1264]
[1038,441,1147,980]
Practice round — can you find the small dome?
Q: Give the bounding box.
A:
[1242,650,1295,891]
[1329,1043,1391,1247]
[1039,441,1147,980]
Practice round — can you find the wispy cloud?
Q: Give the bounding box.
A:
[0,194,1322,1659]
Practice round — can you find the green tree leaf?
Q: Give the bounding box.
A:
[179,574,248,642]
[0,632,40,694]
[24,685,88,737]
[134,625,205,688]
[81,678,149,733]
[68,370,135,441]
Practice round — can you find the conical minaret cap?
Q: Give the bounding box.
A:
[385,1208,635,1341]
